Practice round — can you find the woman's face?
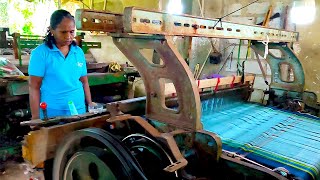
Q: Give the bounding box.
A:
[51,17,75,47]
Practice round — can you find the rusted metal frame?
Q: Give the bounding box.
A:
[160,133,188,172]
[124,7,298,42]
[22,114,110,167]
[22,111,188,171]
[75,9,123,33]
[105,107,222,171]
[302,92,320,110]
[251,43,304,93]
[112,35,202,131]
[195,130,222,161]
[107,115,188,172]
[20,112,107,127]
[170,129,222,162]
[76,8,298,43]
[221,153,288,180]
[104,83,252,115]
[108,114,162,138]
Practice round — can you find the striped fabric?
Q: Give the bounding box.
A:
[201,100,320,180]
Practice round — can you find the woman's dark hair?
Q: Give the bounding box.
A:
[44,9,76,49]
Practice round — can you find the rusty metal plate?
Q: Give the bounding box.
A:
[124,7,298,43]
[75,9,123,32]
[75,8,298,42]
[112,36,201,131]
[251,43,305,93]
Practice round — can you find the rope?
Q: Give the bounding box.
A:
[252,47,269,85]
[194,0,259,78]
[197,0,204,17]
[219,0,260,19]
[209,0,260,30]
[217,44,237,74]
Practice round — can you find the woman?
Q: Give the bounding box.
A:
[28,9,94,119]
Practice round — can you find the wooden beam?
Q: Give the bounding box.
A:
[22,114,110,167]
[165,75,255,95]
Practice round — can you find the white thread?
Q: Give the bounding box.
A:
[262,35,269,59]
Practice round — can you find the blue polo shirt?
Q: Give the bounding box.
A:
[28,43,87,115]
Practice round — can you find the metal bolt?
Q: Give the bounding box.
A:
[208,141,214,147]
[150,92,157,97]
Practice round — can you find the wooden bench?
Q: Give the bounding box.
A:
[11,33,102,66]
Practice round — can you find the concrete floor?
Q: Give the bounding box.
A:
[0,161,44,180]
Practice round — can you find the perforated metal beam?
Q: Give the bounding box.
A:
[75,9,123,33]
[124,7,298,42]
[76,8,299,43]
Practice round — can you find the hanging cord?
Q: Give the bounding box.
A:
[197,0,219,54]
[79,0,91,9]
[220,0,260,19]
[218,1,258,76]
[194,63,200,79]
[241,40,252,83]
[252,47,269,86]
[197,0,205,17]
[196,0,259,78]
[194,40,233,80]
[237,40,242,75]
[241,59,246,84]
[221,43,237,52]
[218,44,237,74]
[229,52,233,69]
[197,0,260,54]
[210,0,260,30]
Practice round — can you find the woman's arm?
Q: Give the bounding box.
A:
[29,76,43,119]
[80,76,93,106]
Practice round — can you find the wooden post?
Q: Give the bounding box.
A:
[12,33,22,66]
[103,0,107,11]
[90,0,94,9]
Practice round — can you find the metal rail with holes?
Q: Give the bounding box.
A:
[76,7,298,43]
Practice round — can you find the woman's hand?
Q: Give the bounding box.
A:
[88,102,97,108]
[88,102,104,114]
[29,76,43,120]
[80,76,94,108]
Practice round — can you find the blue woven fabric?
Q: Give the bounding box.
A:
[201,100,320,180]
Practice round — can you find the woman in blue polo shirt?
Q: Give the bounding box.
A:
[28,9,94,119]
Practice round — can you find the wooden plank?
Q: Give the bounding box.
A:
[22,114,110,167]
[165,75,255,95]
